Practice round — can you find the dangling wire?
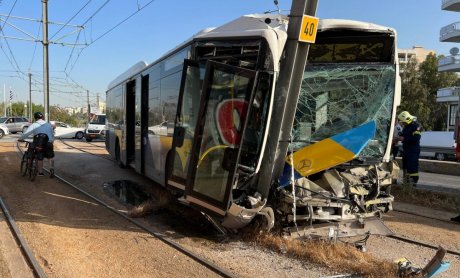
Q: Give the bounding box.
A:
[289,135,299,234]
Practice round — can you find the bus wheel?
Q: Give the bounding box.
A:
[115,141,125,168]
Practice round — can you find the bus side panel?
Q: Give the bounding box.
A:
[144,64,163,184]
[106,85,124,161]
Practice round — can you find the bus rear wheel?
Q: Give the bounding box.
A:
[115,141,125,168]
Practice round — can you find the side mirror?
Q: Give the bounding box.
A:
[222,147,237,171]
[173,126,185,148]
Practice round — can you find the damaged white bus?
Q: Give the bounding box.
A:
[105,13,400,238]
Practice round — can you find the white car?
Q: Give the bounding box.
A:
[52,121,85,139]
[0,123,9,139]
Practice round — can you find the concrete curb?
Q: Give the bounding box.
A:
[395,158,460,176]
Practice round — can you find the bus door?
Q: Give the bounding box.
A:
[168,60,204,190]
[134,76,142,173]
[170,60,257,216]
[134,74,149,174]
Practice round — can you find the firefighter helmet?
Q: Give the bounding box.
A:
[398,111,415,124]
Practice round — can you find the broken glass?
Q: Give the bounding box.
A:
[292,64,396,158]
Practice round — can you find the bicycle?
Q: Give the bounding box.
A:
[19,140,44,181]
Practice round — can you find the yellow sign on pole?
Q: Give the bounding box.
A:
[298,15,319,43]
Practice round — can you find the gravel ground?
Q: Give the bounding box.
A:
[1,139,459,277]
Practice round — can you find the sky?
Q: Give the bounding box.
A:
[0,0,458,109]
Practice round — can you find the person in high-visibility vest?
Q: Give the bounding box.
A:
[396,111,422,186]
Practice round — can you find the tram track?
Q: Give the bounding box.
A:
[385,208,460,256]
[0,197,46,278]
[58,139,114,162]
[14,142,236,278]
[387,233,460,257]
[393,208,457,225]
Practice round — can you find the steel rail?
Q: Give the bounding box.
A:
[393,208,457,225]
[15,142,236,278]
[58,139,114,162]
[0,197,47,278]
[388,234,460,257]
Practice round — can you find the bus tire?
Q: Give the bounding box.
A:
[115,140,125,168]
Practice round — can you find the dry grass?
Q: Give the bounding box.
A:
[128,189,172,218]
[242,231,401,278]
[392,184,460,213]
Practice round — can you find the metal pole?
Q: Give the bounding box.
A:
[96,93,100,112]
[3,84,5,116]
[87,90,90,122]
[42,0,49,121]
[28,73,32,119]
[257,0,318,197]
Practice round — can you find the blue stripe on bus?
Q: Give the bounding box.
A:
[330,120,376,155]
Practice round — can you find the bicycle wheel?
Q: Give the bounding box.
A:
[20,153,29,176]
[29,159,38,181]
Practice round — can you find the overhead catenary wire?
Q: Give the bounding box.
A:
[0,0,19,31]
[64,0,157,75]
[49,0,93,40]
[1,1,157,104]
[85,0,156,46]
[28,24,42,72]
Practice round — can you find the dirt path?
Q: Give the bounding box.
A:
[1,139,459,277]
[0,141,218,277]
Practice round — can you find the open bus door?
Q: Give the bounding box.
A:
[168,60,257,216]
[456,111,460,161]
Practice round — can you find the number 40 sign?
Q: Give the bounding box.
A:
[298,15,319,43]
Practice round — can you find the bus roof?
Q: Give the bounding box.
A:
[107,14,396,91]
[107,14,288,91]
[318,18,396,34]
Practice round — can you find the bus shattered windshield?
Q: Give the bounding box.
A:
[292,64,396,159]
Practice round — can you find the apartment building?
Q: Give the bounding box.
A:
[439,0,460,132]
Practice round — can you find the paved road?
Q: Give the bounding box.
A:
[416,171,460,194]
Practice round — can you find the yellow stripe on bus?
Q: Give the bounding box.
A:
[286,138,356,177]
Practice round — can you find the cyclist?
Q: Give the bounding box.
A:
[19,112,55,177]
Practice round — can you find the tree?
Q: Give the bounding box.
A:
[400,59,431,129]
[419,54,457,130]
[399,54,458,130]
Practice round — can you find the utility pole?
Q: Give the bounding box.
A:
[3,84,5,116]
[257,0,318,197]
[28,73,32,119]
[42,0,50,121]
[87,90,90,122]
[96,93,100,112]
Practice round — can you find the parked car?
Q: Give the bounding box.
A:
[148,121,174,136]
[0,116,30,134]
[0,123,9,139]
[419,131,456,161]
[395,131,456,161]
[84,114,106,142]
[51,121,85,139]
